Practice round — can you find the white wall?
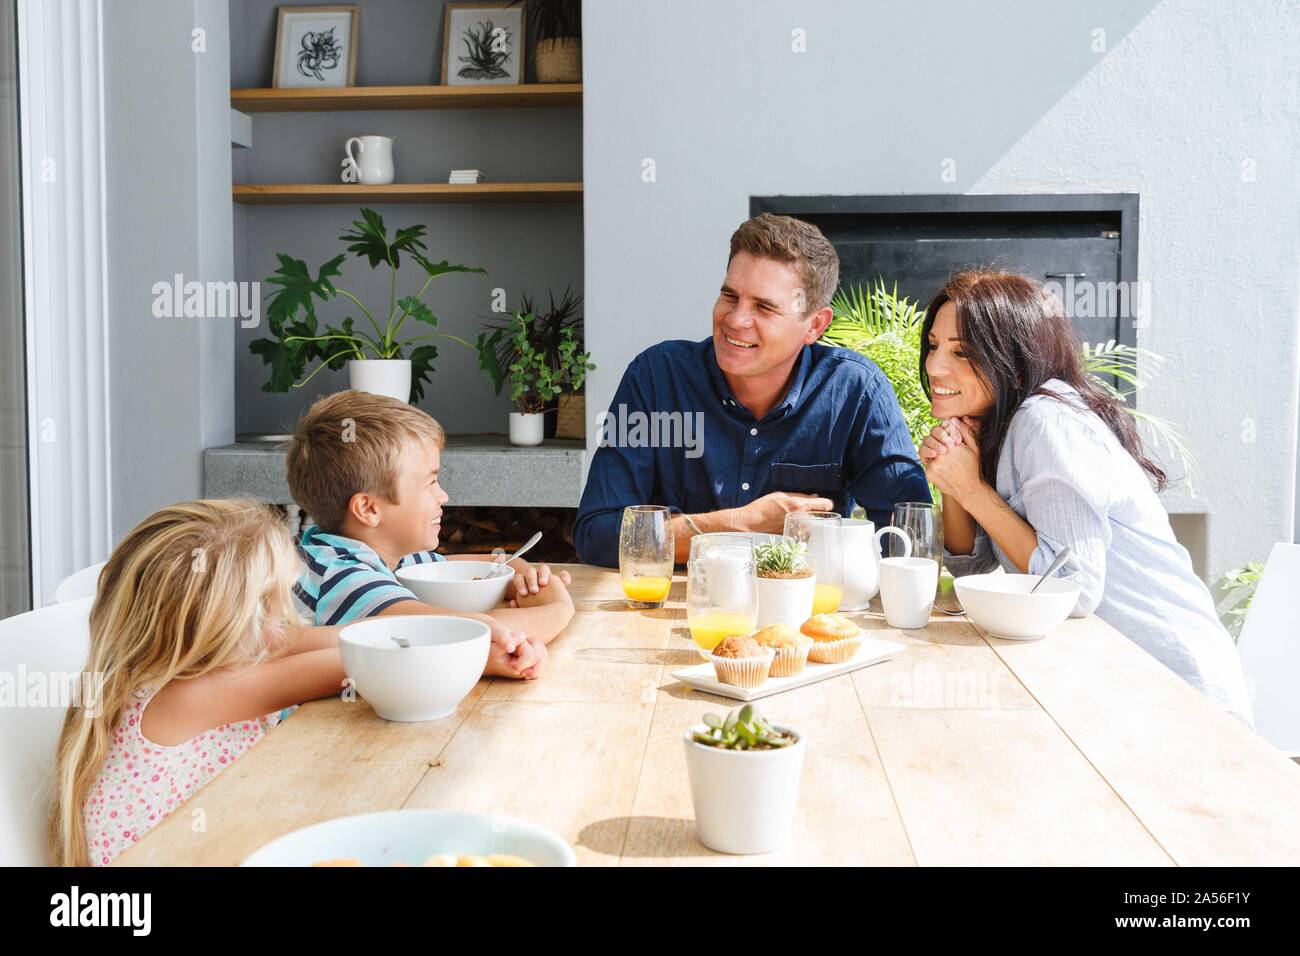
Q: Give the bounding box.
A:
[103,0,235,538]
[582,0,1300,580]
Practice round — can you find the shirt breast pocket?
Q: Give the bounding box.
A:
[767,462,842,497]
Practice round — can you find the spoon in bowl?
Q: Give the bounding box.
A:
[1030,546,1073,593]
[484,531,544,579]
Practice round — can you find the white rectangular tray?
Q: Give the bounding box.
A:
[670,636,906,702]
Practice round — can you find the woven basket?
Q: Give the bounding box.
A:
[556,393,585,439]
[535,38,581,83]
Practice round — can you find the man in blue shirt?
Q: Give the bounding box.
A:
[575,213,930,567]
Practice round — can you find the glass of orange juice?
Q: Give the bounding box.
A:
[686,534,757,659]
[619,505,675,609]
[784,512,844,614]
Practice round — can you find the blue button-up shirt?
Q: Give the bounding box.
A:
[574,338,930,567]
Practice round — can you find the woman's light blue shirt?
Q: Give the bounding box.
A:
[944,381,1253,725]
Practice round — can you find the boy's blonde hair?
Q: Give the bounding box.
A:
[49,499,302,866]
[286,390,446,533]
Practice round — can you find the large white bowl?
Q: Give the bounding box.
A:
[954,573,1081,641]
[240,810,576,867]
[395,559,512,613]
[339,615,489,721]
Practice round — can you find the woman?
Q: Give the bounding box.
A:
[919,269,1252,725]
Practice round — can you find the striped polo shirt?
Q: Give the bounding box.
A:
[294,524,446,626]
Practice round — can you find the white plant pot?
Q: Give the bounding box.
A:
[683,726,805,854]
[509,412,545,446]
[754,574,816,629]
[348,359,411,403]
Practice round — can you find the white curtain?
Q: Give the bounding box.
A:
[17,0,111,605]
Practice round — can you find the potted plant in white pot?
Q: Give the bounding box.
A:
[251,208,485,403]
[478,306,593,446]
[512,0,581,83]
[753,537,817,629]
[684,705,804,855]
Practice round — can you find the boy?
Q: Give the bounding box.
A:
[286,390,574,680]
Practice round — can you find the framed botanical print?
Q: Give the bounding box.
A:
[441,2,525,86]
[273,5,359,88]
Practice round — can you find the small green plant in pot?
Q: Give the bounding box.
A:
[753,538,817,631]
[250,208,485,403]
[477,306,593,446]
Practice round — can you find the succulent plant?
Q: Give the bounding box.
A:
[692,705,797,751]
[754,537,812,578]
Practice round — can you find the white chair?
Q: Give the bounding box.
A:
[0,597,93,865]
[53,561,106,604]
[1236,543,1300,757]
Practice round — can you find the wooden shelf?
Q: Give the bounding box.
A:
[231,84,581,112]
[232,182,583,205]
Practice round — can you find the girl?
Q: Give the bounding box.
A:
[918,269,1252,725]
[50,499,346,866]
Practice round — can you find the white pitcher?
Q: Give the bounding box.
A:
[840,520,912,610]
[343,135,395,185]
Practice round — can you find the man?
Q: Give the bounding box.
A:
[574,212,930,567]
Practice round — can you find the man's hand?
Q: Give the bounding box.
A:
[735,491,836,533]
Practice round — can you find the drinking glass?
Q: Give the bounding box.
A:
[686,534,758,659]
[619,505,675,609]
[784,512,844,614]
[888,502,943,564]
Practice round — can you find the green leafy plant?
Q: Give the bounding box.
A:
[754,538,812,578]
[822,281,937,450]
[1214,561,1264,642]
[477,307,594,414]
[509,0,581,41]
[250,208,485,403]
[477,286,586,393]
[692,705,796,751]
[822,280,1196,487]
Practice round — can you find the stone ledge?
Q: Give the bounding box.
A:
[203,435,586,508]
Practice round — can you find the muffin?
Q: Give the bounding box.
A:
[708,634,775,688]
[751,623,814,677]
[800,613,863,664]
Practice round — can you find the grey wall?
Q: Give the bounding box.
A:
[229,0,582,436]
[583,0,1300,580]
[103,0,235,538]
[0,0,29,614]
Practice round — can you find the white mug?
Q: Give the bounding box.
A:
[343,135,395,185]
[878,557,939,629]
[840,521,912,610]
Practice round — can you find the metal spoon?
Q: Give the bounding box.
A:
[390,636,410,648]
[484,531,544,579]
[1030,546,1073,593]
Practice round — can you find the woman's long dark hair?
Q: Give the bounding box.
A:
[919,269,1167,491]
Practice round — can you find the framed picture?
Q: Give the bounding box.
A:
[272,5,359,88]
[441,2,525,86]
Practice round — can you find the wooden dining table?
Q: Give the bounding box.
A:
[116,564,1300,866]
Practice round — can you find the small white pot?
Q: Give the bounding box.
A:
[683,726,805,854]
[348,359,411,403]
[754,574,816,629]
[509,412,545,446]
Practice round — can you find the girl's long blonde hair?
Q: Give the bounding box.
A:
[49,499,302,866]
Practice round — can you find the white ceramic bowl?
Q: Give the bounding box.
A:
[395,560,512,613]
[240,810,576,867]
[338,615,489,721]
[954,573,1081,641]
